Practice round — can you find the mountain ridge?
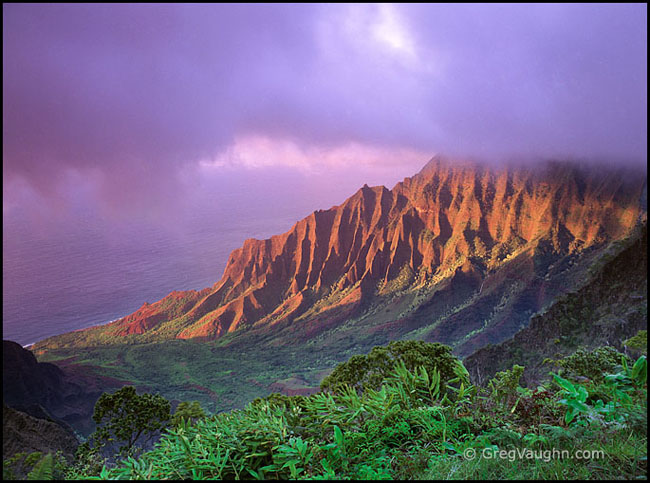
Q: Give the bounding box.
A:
[33,157,646,352]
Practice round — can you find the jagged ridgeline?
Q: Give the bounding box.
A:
[33,157,646,355]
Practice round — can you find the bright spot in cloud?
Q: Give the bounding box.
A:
[322,4,420,68]
[372,3,417,60]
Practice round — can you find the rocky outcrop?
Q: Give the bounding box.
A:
[3,404,79,462]
[3,340,66,411]
[3,340,126,435]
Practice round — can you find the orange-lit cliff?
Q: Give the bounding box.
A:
[102,157,645,343]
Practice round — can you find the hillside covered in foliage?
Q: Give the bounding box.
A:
[5,338,647,480]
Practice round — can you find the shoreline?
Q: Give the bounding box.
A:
[21,316,123,349]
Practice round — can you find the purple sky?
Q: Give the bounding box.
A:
[2,4,648,344]
[3,3,647,220]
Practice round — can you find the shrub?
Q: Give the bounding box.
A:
[487,365,524,409]
[552,346,627,383]
[320,340,460,395]
[64,442,105,479]
[624,330,647,357]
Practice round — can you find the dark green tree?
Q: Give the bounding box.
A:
[320,340,461,394]
[170,401,206,427]
[91,386,170,456]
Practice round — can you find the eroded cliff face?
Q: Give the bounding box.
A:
[36,157,646,347]
[464,221,648,386]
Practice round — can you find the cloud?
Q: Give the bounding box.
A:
[3,3,647,215]
[200,135,430,174]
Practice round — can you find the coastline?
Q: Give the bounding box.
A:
[21,316,123,349]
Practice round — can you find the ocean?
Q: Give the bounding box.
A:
[3,209,297,347]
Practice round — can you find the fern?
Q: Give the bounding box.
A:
[27,453,54,481]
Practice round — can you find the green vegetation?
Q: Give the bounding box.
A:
[35,339,331,418]
[91,386,171,457]
[625,329,648,356]
[3,452,68,481]
[26,453,55,481]
[320,340,461,394]
[545,346,628,383]
[170,401,206,428]
[488,364,524,409]
[12,341,643,480]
